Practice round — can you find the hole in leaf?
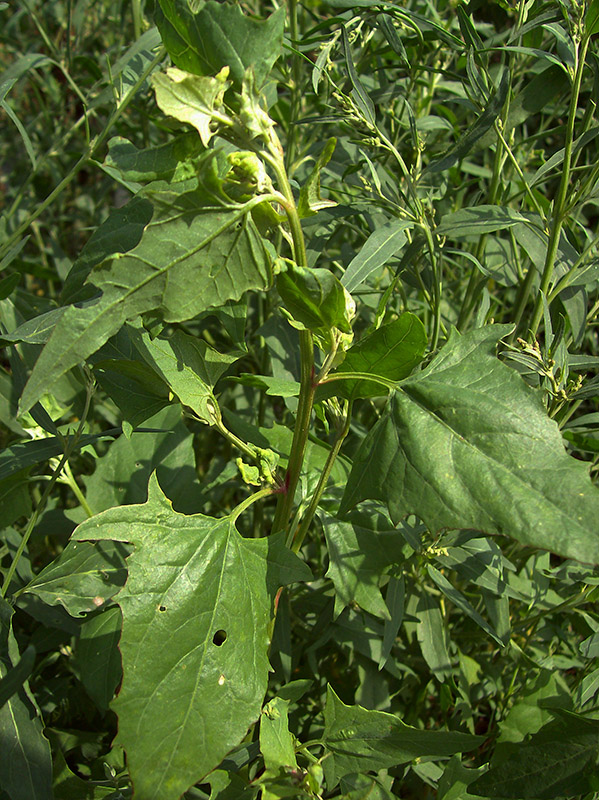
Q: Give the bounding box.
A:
[158,605,167,612]
[213,629,227,646]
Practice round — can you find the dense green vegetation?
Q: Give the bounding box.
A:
[2,0,599,797]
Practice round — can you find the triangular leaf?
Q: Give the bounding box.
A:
[341,325,599,564]
[324,313,426,400]
[20,178,272,415]
[72,474,311,800]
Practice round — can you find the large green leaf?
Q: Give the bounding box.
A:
[72,473,311,800]
[341,325,599,564]
[471,711,599,798]
[83,406,204,515]
[154,0,285,89]
[323,686,482,782]
[0,599,52,800]
[20,179,272,415]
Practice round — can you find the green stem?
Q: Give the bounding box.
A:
[528,34,591,338]
[60,461,94,518]
[231,487,275,525]
[285,0,302,173]
[290,404,352,553]
[319,371,397,391]
[2,384,93,598]
[271,330,315,533]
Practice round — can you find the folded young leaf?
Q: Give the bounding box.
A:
[152,67,230,148]
[341,325,599,564]
[72,473,311,800]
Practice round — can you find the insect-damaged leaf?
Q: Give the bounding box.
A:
[71,473,311,800]
[341,325,599,564]
[20,174,272,415]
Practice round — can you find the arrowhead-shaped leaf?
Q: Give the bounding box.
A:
[323,686,483,781]
[341,325,599,564]
[20,179,272,415]
[72,474,311,800]
[154,0,285,89]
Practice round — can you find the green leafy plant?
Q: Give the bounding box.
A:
[2,0,599,798]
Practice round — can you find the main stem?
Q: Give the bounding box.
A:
[265,135,316,535]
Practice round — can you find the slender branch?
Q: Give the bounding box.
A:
[289,403,352,553]
[528,34,591,338]
[3,382,94,598]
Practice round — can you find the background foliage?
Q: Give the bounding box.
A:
[2,0,599,798]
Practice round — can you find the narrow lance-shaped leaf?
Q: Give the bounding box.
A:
[72,473,311,800]
[20,175,272,415]
[341,325,599,564]
[342,220,412,293]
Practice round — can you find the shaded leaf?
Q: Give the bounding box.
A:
[323,509,406,619]
[72,473,311,800]
[323,686,483,781]
[471,711,599,798]
[0,599,52,800]
[341,325,599,564]
[426,69,510,174]
[104,134,204,184]
[154,0,285,89]
[19,540,129,617]
[75,606,122,711]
